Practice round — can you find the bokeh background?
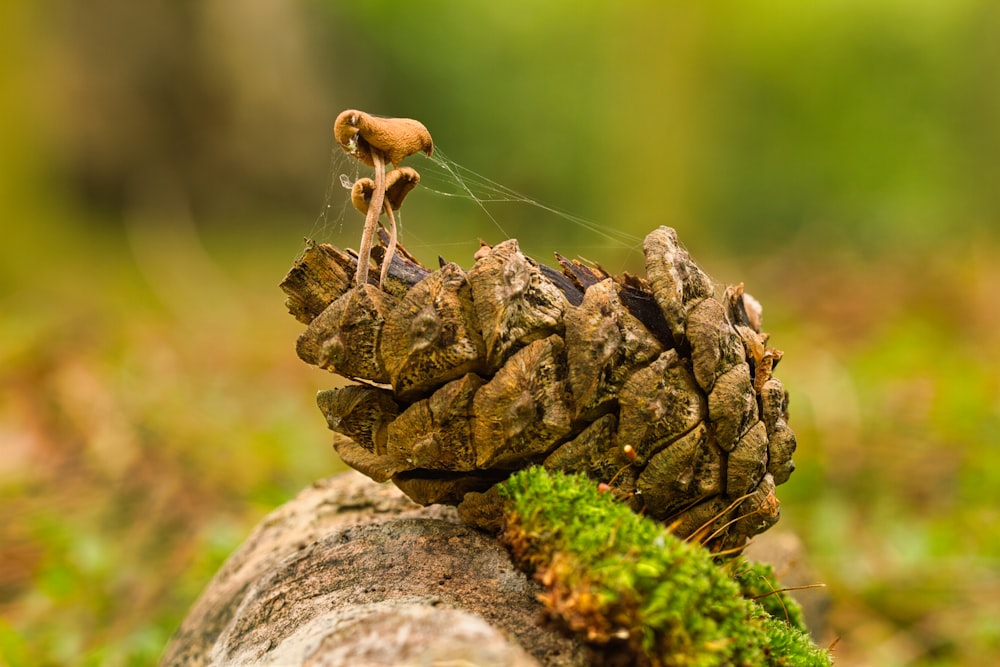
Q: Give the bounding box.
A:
[2,1,998,665]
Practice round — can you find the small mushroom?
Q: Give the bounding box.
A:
[334,110,433,289]
[350,167,421,288]
[335,109,434,168]
[351,167,421,215]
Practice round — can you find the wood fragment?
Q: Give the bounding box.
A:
[467,239,568,371]
[726,420,769,496]
[555,253,607,292]
[390,470,502,506]
[727,474,780,546]
[707,363,759,451]
[387,373,484,472]
[280,242,357,325]
[643,226,714,342]
[760,377,796,484]
[296,284,396,383]
[543,414,637,500]
[538,261,586,306]
[317,385,399,458]
[637,423,723,520]
[617,350,706,464]
[381,263,487,401]
[472,335,572,469]
[665,496,729,541]
[332,435,399,483]
[564,279,663,421]
[372,227,432,300]
[687,297,746,394]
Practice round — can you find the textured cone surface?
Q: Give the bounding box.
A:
[281,227,796,550]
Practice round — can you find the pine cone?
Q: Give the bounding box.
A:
[281,227,796,550]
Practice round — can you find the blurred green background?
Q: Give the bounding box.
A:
[2,1,998,665]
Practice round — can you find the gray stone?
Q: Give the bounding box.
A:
[160,471,590,666]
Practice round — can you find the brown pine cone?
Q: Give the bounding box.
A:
[281,226,795,551]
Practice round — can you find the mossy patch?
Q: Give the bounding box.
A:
[498,467,830,666]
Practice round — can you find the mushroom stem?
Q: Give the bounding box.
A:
[380,203,398,288]
[354,148,387,286]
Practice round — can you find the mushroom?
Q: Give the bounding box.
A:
[351,167,421,287]
[334,110,433,288]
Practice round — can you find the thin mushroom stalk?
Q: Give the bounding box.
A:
[354,148,387,287]
[380,204,398,288]
[351,166,421,289]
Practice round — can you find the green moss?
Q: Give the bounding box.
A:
[498,467,830,666]
[730,561,809,635]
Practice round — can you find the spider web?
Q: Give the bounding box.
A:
[305,141,645,271]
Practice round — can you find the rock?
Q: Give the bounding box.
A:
[160,470,591,666]
[259,603,540,667]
